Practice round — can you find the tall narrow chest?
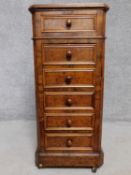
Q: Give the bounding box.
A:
[29,3,109,172]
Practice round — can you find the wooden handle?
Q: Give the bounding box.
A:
[66,139,72,147]
[65,98,72,106]
[66,119,72,127]
[66,19,72,28]
[65,76,72,84]
[66,50,72,61]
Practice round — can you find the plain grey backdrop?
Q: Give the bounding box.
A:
[0,0,131,121]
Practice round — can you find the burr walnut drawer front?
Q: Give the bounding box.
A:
[44,92,94,108]
[45,133,93,152]
[44,69,95,86]
[41,14,97,34]
[42,44,97,64]
[45,113,94,131]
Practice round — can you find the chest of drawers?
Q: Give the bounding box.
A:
[29,3,109,172]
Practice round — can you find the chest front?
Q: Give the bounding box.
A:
[29,3,109,172]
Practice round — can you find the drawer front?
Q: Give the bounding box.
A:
[44,92,94,108]
[44,69,95,86]
[45,133,93,152]
[45,113,94,130]
[42,44,97,64]
[38,9,106,38]
[41,15,96,32]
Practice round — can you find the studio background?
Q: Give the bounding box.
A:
[0,0,131,122]
[0,1,131,175]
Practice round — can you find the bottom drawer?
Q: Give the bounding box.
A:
[45,133,93,152]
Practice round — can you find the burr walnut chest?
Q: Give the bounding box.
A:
[29,3,109,172]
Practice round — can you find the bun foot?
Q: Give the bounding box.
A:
[91,167,97,173]
[38,163,43,168]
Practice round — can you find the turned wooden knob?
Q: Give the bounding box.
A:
[65,98,72,106]
[66,50,72,61]
[66,19,72,28]
[66,119,72,127]
[66,139,72,147]
[65,76,72,84]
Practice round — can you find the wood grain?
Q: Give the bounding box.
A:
[29,3,109,171]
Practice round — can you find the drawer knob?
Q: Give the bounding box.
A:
[66,50,72,61]
[66,139,72,147]
[65,98,72,106]
[66,119,72,127]
[66,19,72,28]
[65,76,72,84]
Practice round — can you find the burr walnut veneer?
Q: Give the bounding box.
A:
[29,3,109,172]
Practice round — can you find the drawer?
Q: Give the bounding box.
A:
[44,69,95,86]
[42,44,97,64]
[41,15,96,32]
[39,9,106,38]
[45,113,94,131]
[45,133,93,152]
[44,92,95,108]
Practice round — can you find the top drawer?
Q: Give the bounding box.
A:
[42,15,96,32]
[38,10,105,38]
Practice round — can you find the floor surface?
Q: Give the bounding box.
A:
[0,120,131,175]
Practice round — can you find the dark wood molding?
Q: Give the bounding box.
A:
[29,3,109,13]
